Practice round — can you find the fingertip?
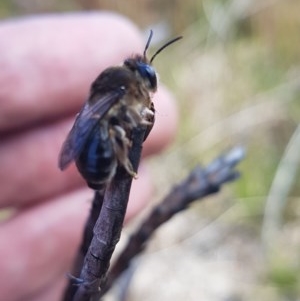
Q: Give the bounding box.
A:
[0,12,144,131]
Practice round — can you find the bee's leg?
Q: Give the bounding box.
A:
[125,107,142,127]
[141,106,155,124]
[126,104,155,127]
[110,126,137,178]
[142,102,155,140]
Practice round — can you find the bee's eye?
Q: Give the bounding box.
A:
[136,63,157,91]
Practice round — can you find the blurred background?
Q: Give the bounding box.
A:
[2,0,300,300]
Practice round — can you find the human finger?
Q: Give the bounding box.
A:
[0,12,143,132]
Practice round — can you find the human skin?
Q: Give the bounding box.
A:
[0,13,178,301]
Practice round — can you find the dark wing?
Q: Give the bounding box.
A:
[58,89,125,170]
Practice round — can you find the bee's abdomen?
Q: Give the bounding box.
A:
[76,125,117,190]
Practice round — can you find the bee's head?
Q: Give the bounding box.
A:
[124,57,157,92]
[124,31,182,92]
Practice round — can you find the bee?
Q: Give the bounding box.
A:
[58,31,182,190]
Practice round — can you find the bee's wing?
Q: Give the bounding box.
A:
[58,89,125,170]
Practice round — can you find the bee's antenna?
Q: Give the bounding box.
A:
[150,35,182,64]
[143,30,154,59]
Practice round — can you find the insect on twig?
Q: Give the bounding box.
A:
[58,30,182,191]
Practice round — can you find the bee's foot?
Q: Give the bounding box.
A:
[127,167,138,179]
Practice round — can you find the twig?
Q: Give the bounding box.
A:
[102,146,245,297]
[66,125,148,301]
